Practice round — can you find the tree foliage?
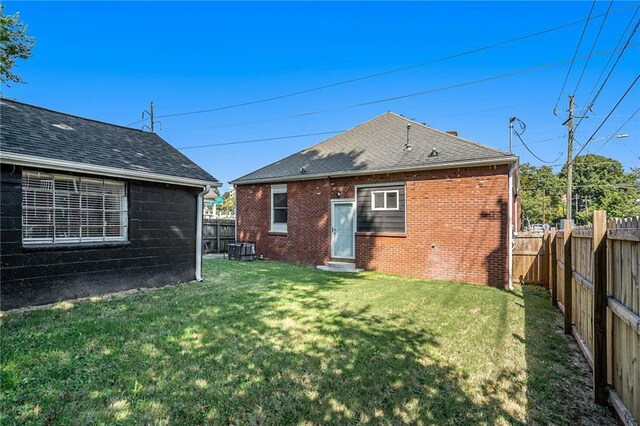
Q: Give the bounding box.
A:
[220,191,235,214]
[0,5,35,85]
[520,155,640,227]
[519,163,564,226]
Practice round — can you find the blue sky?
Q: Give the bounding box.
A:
[3,1,639,191]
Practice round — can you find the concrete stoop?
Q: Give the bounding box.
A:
[316,261,364,273]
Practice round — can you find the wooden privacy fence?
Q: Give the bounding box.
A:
[203,219,235,254]
[512,232,548,285]
[513,213,639,424]
[551,213,638,425]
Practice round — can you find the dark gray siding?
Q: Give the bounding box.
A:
[0,164,199,310]
[356,184,406,233]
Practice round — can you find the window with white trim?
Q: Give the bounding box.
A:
[271,184,287,232]
[22,170,128,244]
[371,190,399,211]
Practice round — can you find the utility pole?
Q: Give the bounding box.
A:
[149,102,154,133]
[564,95,575,222]
[509,117,516,154]
[142,102,159,133]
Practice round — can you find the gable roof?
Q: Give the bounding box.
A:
[231,112,517,184]
[0,99,219,187]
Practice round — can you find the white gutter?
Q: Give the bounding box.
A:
[230,156,518,185]
[1,152,220,189]
[195,185,210,281]
[508,162,516,291]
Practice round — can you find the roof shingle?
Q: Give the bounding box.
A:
[232,112,516,184]
[0,99,218,183]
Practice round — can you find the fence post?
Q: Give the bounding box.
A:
[216,220,221,254]
[550,229,558,305]
[542,229,550,289]
[592,210,607,405]
[563,219,573,335]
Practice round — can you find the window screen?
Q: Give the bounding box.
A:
[22,170,128,244]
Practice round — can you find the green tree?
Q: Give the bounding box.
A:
[519,163,564,226]
[561,154,640,223]
[220,191,235,214]
[0,5,35,85]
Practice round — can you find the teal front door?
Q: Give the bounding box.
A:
[331,201,355,259]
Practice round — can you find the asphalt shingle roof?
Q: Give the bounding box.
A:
[232,112,516,184]
[0,99,218,183]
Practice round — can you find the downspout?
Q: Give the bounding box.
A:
[507,162,516,291]
[196,185,210,281]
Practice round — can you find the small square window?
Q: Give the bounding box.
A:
[371,190,400,211]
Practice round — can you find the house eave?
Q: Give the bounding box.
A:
[230,156,518,185]
[0,152,221,188]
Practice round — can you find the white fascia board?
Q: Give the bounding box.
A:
[230,156,518,185]
[1,152,221,188]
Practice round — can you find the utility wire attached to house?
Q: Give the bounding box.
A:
[512,117,565,164]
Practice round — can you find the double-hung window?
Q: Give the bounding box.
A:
[271,184,287,233]
[22,170,128,244]
[371,190,399,211]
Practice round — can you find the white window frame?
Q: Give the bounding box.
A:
[371,190,400,211]
[270,184,287,233]
[22,170,128,245]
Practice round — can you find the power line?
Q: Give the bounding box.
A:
[123,5,636,126]
[574,73,640,158]
[198,43,639,130]
[582,5,639,106]
[573,0,614,96]
[594,106,640,153]
[574,15,640,132]
[513,127,565,163]
[553,0,597,113]
[177,130,345,150]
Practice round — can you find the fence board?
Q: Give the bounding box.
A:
[607,217,640,423]
[202,219,236,253]
[512,232,546,285]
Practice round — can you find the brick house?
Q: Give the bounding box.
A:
[232,112,519,287]
[0,99,219,309]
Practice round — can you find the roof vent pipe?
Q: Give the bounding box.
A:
[404,124,412,151]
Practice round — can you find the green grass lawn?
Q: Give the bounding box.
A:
[1,260,616,425]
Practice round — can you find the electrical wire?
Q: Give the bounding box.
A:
[594,106,640,153]
[513,128,565,164]
[186,43,639,132]
[124,4,637,126]
[581,6,639,111]
[574,15,640,132]
[177,130,345,150]
[574,73,640,158]
[572,0,614,96]
[552,0,597,114]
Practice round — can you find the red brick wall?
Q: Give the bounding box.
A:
[236,164,511,287]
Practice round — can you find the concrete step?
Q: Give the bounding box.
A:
[316,261,363,273]
[326,261,357,270]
